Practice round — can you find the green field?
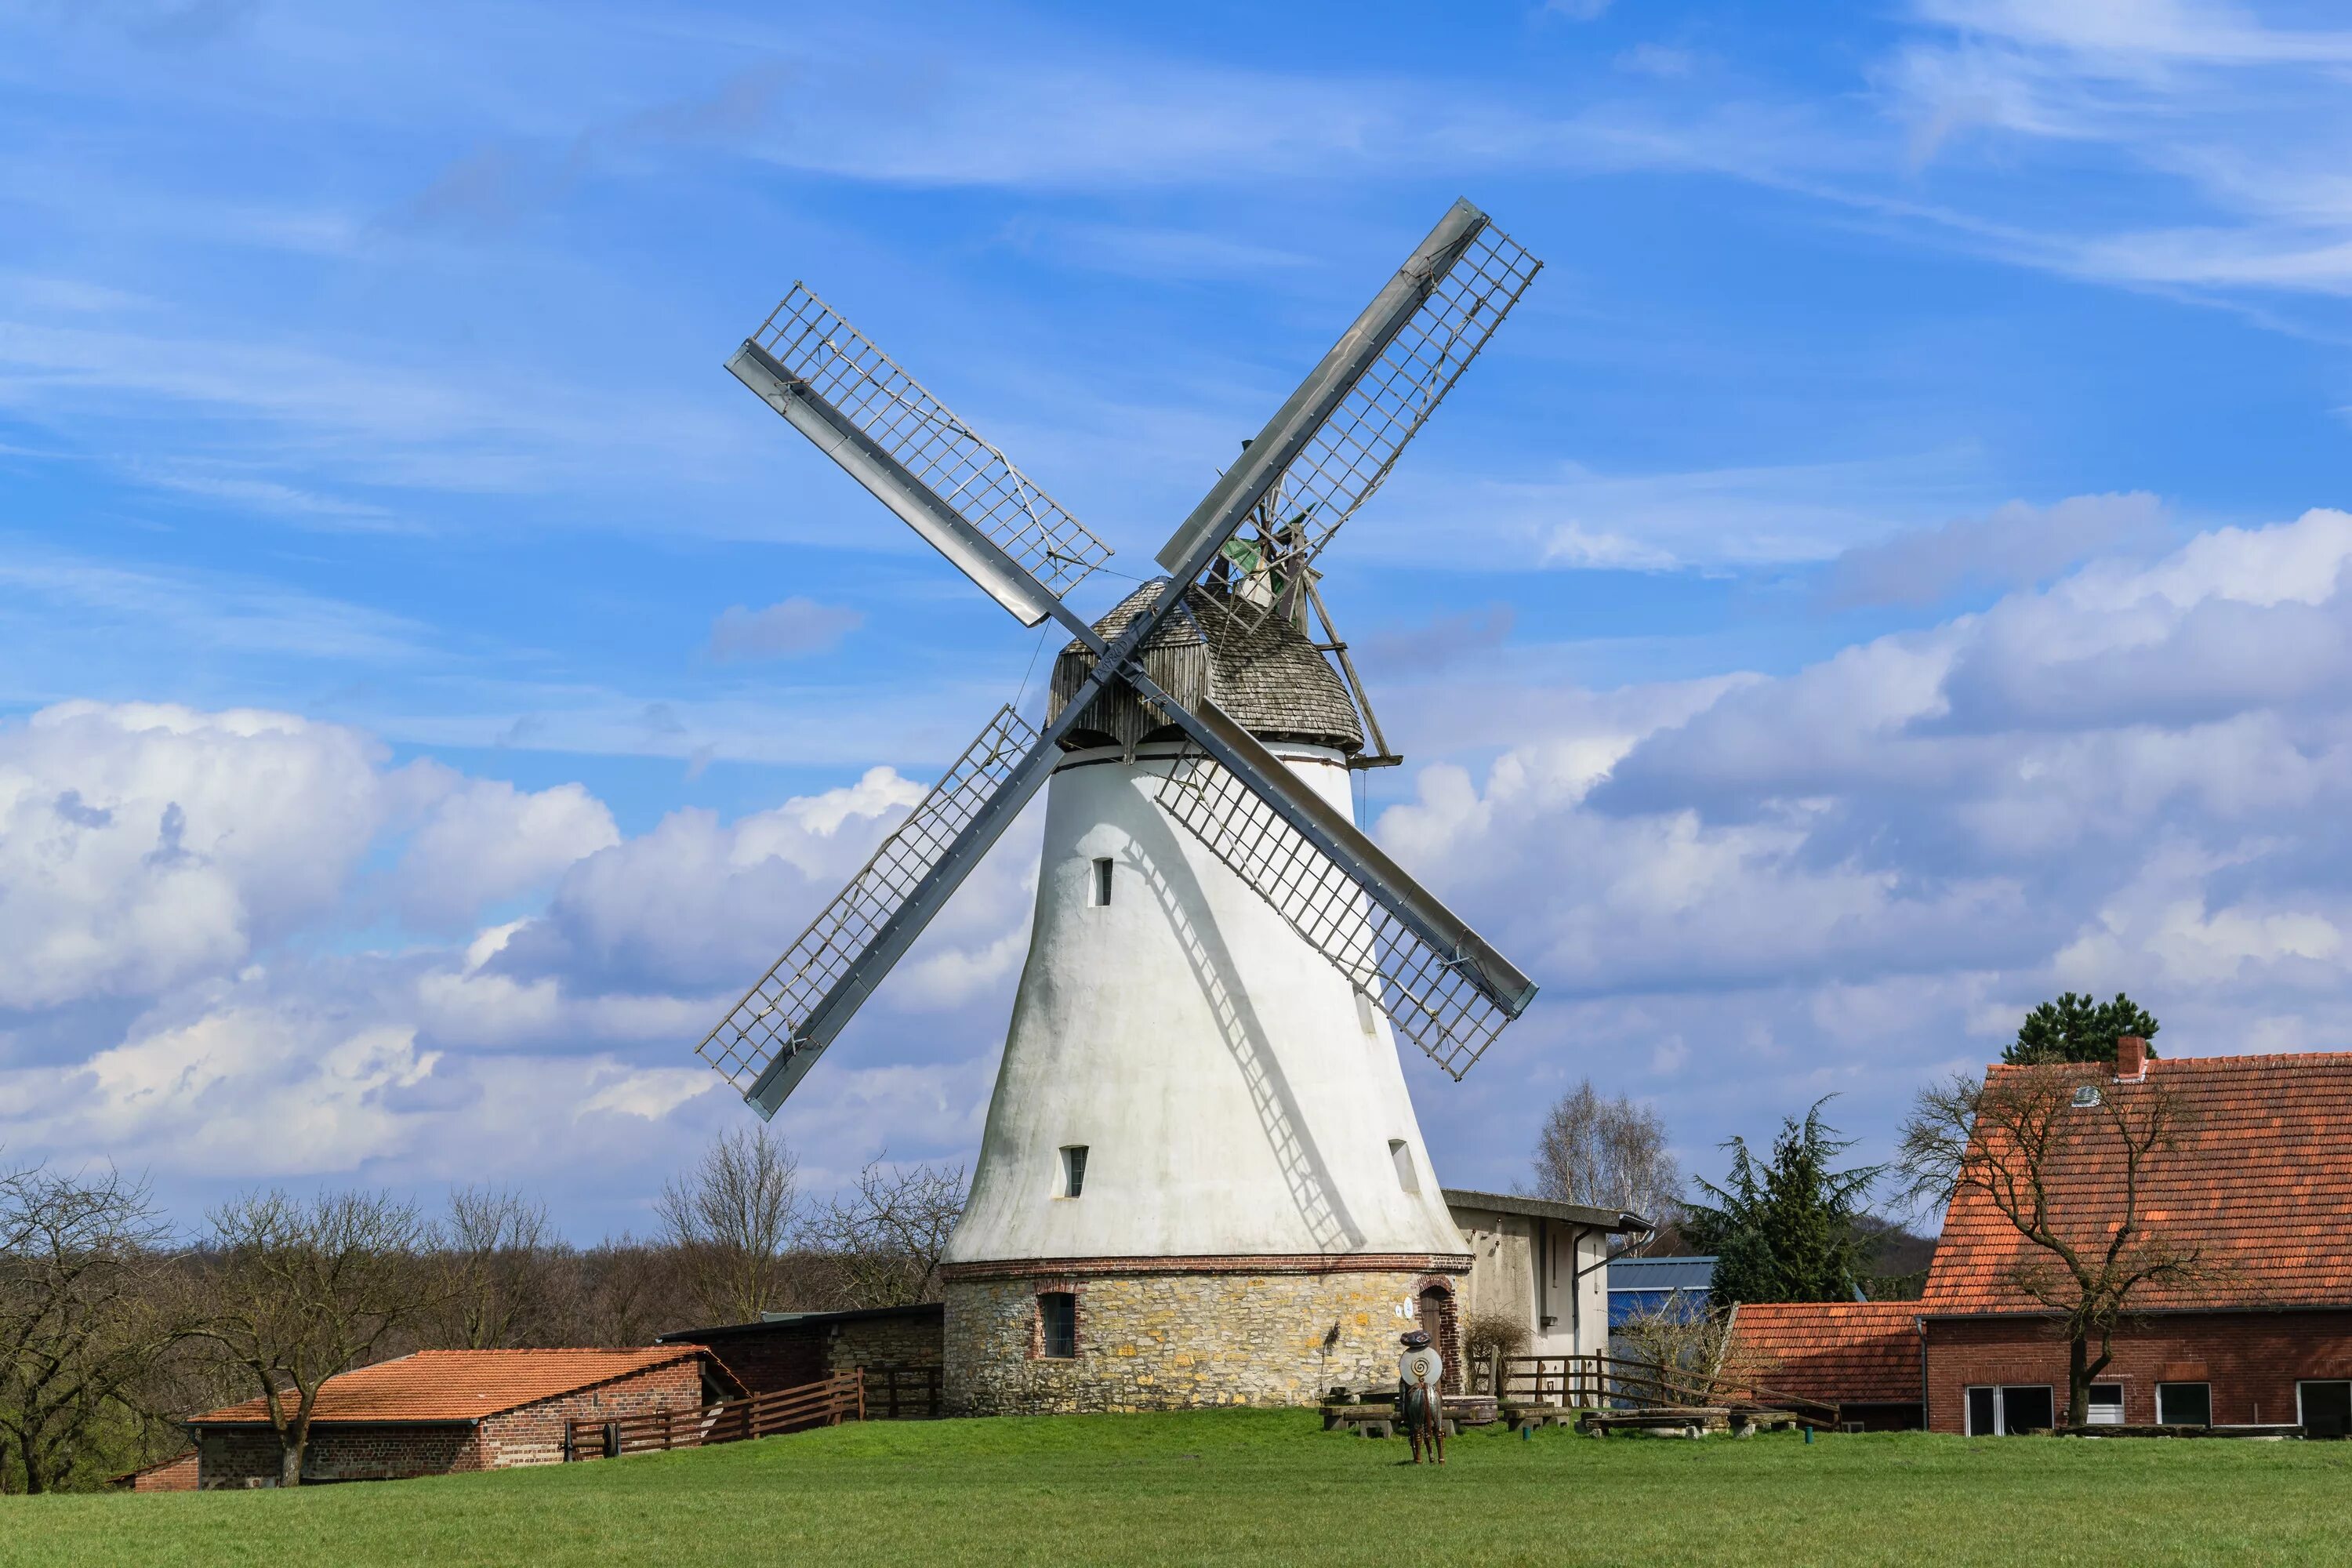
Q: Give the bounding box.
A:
[5,1411,2347,1567]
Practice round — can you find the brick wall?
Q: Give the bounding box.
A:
[1924,1309,2352,1431]
[480,1359,706,1468]
[194,1359,710,1486]
[130,1451,198,1491]
[666,1327,828,1396]
[943,1265,1464,1415]
[197,1424,481,1488]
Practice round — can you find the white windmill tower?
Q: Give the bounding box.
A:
[696,202,1544,1413]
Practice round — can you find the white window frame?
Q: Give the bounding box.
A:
[1965,1384,2056,1436]
[2296,1379,2350,1435]
[2085,1384,2125,1426]
[2156,1381,2212,1428]
[1388,1138,1420,1195]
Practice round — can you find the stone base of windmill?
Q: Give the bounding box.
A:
[939,1256,1468,1416]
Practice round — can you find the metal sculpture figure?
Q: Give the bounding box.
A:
[1399,1329,1446,1465]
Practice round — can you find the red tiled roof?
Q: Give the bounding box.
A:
[1727,1301,1922,1405]
[189,1347,731,1426]
[1923,1051,2352,1316]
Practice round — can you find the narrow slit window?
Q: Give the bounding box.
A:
[1061,1145,1088,1199]
[1039,1291,1076,1359]
[1388,1138,1420,1195]
[1354,989,1377,1036]
[1091,857,1113,906]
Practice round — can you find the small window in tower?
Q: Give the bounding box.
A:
[1388,1138,1420,1195]
[1091,857,1114,906]
[1039,1291,1077,1359]
[1354,989,1377,1036]
[1061,1145,1088,1199]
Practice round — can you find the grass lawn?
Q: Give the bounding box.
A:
[6,1411,2347,1567]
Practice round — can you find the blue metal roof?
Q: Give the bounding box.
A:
[1606,1255,1717,1293]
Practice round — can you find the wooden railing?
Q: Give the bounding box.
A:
[564,1369,864,1461]
[1468,1354,1838,1424]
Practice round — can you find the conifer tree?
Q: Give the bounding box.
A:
[2002,992,2158,1065]
[1681,1101,1880,1304]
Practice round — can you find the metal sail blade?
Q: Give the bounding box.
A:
[1130,677,1536,1079]
[697,705,1054,1117]
[1153,199,1541,621]
[729,285,1113,626]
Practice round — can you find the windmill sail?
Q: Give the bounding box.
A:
[728,285,1113,626]
[1157,205,1540,622]
[1152,747,1526,1080]
[698,705,1045,1116]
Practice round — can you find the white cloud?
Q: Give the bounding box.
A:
[706,597,866,662]
[0,702,398,1008]
[394,775,620,927]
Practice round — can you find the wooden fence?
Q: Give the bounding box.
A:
[1468,1353,1838,1424]
[564,1369,864,1461]
[868,1363,942,1421]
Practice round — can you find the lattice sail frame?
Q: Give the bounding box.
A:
[1152,751,1513,1080]
[1198,219,1541,626]
[697,705,1042,1099]
[752,285,1114,598]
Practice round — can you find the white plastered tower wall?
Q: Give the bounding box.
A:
[946,739,1464,1265]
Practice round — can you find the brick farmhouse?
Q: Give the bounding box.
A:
[185,1347,742,1487]
[1729,1044,2352,1436]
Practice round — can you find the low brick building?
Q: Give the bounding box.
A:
[1728,1044,2352,1436]
[659,1304,946,1414]
[185,1347,742,1487]
[1726,1301,1923,1429]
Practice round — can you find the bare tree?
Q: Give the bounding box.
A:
[1532,1080,1680,1237]
[0,1162,180,1494]
[1898,1066,2219,1428]
[806,1159,967,1308]
[432,1186,559,1350]
[191,1189,437,1486]
[656,1127,804,1324]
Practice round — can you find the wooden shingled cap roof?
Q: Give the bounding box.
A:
[1048,582,1364,757]
[1923,1051,2352,1316]
[187,1347,737,1426]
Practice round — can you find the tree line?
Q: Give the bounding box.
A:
[1530,990,2205,1429]
[0,1127,962,1493]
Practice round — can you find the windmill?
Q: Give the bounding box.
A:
[698,200,1544,1411]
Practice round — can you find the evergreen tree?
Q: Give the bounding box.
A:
[1681,1100,1880,1305]
[2002,991,2159,1065]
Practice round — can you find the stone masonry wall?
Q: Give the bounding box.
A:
[828,1312,946,1415]
[945,1267,1461,1415]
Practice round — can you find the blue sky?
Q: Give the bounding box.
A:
[5,0,2352,1238]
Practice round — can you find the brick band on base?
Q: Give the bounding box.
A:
[943,1255,1470,1415]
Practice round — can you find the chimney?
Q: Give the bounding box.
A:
[2115,1035,2149,1083]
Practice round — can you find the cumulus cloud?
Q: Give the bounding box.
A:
[706,597,864,661]
[394,775,620,927]
[0,702,399,1008]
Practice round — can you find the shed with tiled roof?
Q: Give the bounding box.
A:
[1726,1301,1923,1429]
[186,1347,742,1488]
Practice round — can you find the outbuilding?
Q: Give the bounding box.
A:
[185,1347,741,1487]
[1443,1189,1648,1362]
